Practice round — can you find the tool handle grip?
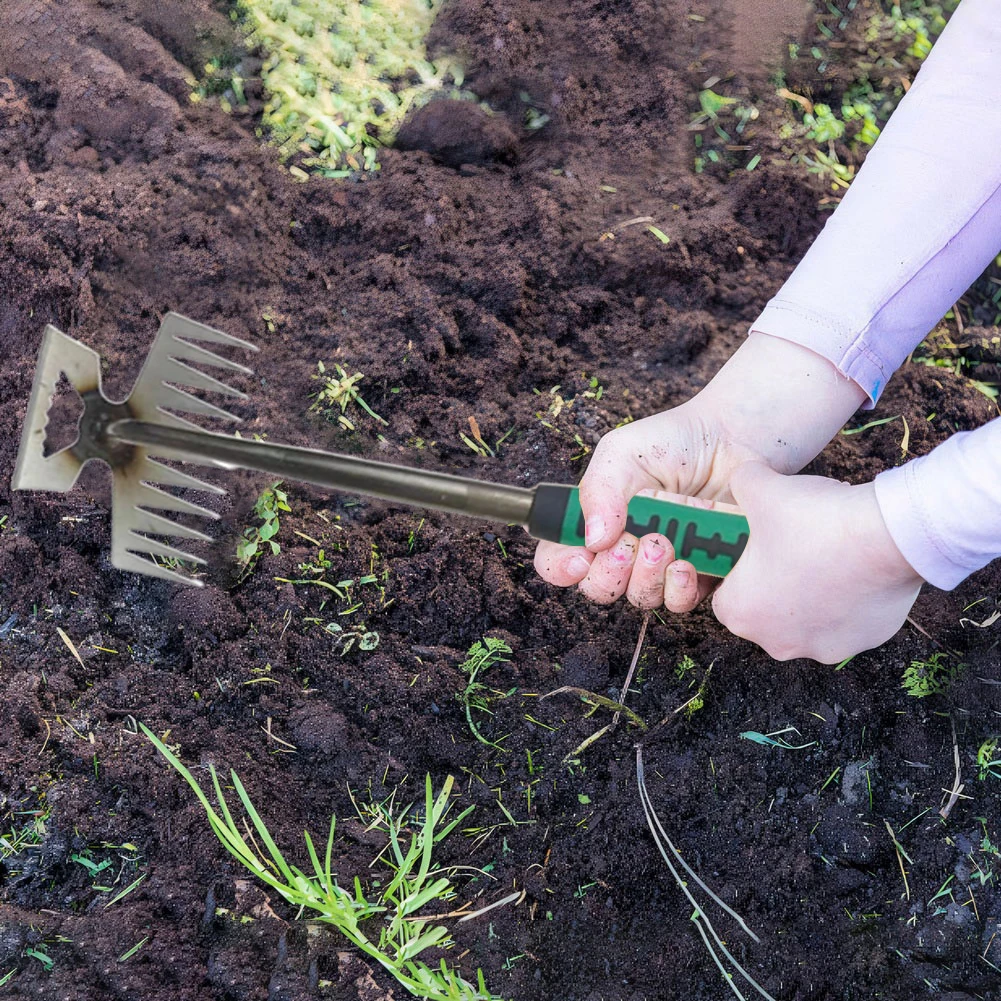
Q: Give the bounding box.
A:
[528,484,749,578]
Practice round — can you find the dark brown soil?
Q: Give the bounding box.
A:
[1,2,999,1000]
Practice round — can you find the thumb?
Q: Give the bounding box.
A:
[711,460,782,629]
[726,459,784,518]
[577,435,661,551]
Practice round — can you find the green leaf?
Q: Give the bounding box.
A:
[840,415,900,435]
[699,89,737,119]
[739,730,816,750]
[236,539,258,562]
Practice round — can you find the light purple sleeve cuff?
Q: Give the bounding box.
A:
[750,0,1001,408]
[874,417,1001,590]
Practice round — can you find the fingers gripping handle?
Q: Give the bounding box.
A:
[528,484,750,577]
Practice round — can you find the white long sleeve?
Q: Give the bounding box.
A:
[874,418,1001,589]
[749,0,1001,589]
[750,0,1001,406]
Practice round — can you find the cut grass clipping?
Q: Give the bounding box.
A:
[232,0,463,176]
[142,725,502,1001]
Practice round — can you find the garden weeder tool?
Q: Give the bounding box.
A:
[13,314,750,587]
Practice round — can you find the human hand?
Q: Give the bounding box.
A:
[533,332,869,615]
[532,403,757,612]
[712,461,924,663]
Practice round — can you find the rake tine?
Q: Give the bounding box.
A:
[113,550,205,586]
[150,385,245,424]
[161,356,252,399]
[133,479,221,518]
[123,534,207,565]
[165,337,257,378]
[159,313,259,353]
[127,508,215,543]
[139,457,226,496]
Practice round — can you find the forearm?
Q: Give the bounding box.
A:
[751,0,1001,406]
[874,416,1001,589]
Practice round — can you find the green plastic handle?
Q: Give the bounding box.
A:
[528,484,749,578]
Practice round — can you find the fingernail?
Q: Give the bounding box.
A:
[641,540,665,564]
[585,516,607,548]
[610,537,635,562]
[567,554,591,577]
[671,566,691,587]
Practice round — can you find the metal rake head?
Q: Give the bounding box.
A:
[13,313,257,586]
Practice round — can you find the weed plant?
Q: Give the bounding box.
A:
[456,638,512,750]
[236,482,290,579]
[978,738,1001,781]
[901,652,961,697]
[310,361,387,429]
[142,725,501,1000]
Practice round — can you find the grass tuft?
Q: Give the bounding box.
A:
[142,724,502,1000]
[232,0,463,176]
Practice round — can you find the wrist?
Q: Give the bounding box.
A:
[701,332,867,474]
[855,480,925,588]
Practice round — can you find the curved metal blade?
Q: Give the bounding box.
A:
[12,324,101,493]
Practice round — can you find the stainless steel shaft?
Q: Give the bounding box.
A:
[107,418,536,525]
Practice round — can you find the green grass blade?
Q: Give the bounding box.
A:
[229,770,298,887]
[434,803,475,844]
[140,724,220,822]
[141,725,258,868]
[104,873,146,909]
[416,773,438,888]
[325,813,337,888]
[304,828,325,885]
[398,923,450,961]
[398,876,454,917]
[209,766,240,839]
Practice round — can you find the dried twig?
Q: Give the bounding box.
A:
[56,626,86,668]
[636,746,774,1000]
[554,613,650,762]
[613,612,649,727]
[612,215,655,232]
[905,615,962,659]
[884,820,911,901]
[939,716,964,820]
